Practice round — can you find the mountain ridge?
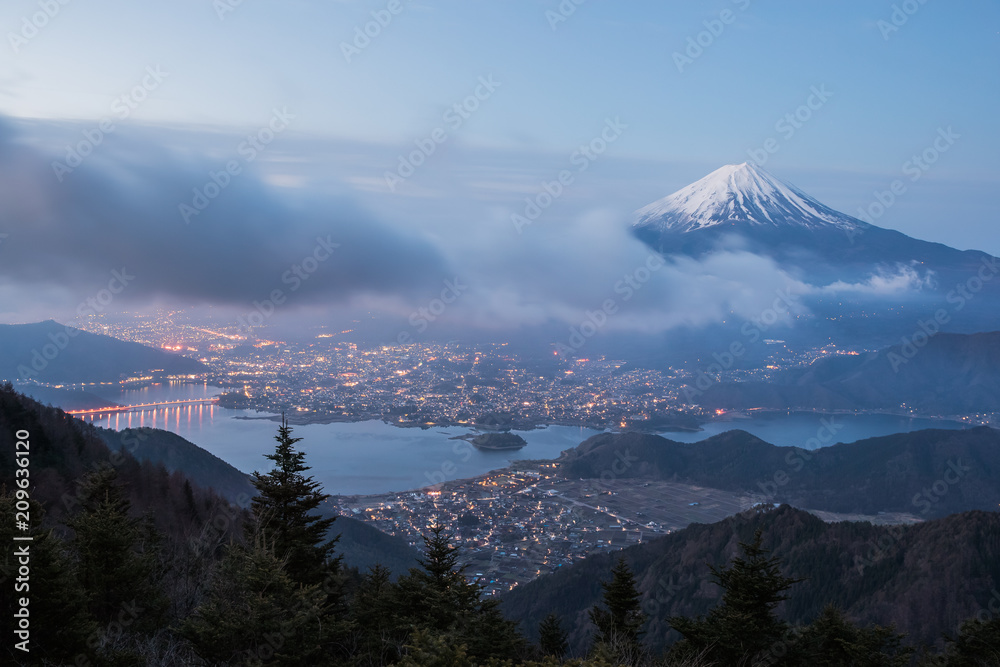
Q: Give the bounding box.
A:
[693,330,1000,414]
[558,426,1000,518]
[0,320,207,384]
[501,504,1000,654]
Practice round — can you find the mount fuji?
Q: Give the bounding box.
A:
[632,162,1000,340]
[634,162,864,235]
[632,162,994,286]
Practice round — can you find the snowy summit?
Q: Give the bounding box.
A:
[633,162,865,234]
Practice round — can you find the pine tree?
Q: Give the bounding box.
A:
[249,416,340,588]
[348,564,408,666]
[393,628,471,667]
[183,539,329,666]
[0,493,95,663]
[539,612,569,660]
[395,525,524,663]
[589,557,646,664]
[941,614,1000,666]
[668,528,802,665]
[65,465,167,633]
[796,605,912,666]
[396,524,478,630]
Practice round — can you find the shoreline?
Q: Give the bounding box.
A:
[229,406,980,433]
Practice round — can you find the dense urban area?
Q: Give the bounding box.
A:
[69,310,901,429]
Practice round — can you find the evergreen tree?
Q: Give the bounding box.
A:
[348,564,407,666]
[0,494,95,664]
[395,525,524,663]
[395,524,478,630]
[65,465,167,633]
[393,628,471,667]
[668,528,802,665]
[588,557,646,664]
[940,615,1000,666]
[539,612,569,660]
[183,539,329,666]
[796,605,912,666]
[249,416,340,588]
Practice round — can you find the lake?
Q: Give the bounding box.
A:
[665,412,968,448]
[83,382,599,495]
[80,382,971,495]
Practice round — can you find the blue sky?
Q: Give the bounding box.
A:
[4,1,996,168]
[1,0,998,331]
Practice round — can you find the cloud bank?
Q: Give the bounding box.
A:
[0,118,938,343]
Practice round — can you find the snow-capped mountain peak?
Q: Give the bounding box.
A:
[633,162,865,233]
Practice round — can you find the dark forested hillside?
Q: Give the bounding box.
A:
[0,383,234,537]
[95,425,419,575]
[97,427,258,505]
[502,504,1000,655]
[692,331,1000,413]
[560,427,1000,518]
[0,320,206,384]
[0,388,418,575]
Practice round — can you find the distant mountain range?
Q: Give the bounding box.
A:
[0,320,206,384]
[559,426,1000,519]
[502,504,1000,654]
[692,331,1000,414]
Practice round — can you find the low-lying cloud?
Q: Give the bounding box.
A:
[0,118,451,317]
[816,263,935,296]
[0,117,941,343]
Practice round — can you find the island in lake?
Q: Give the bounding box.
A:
[466,433,528,450]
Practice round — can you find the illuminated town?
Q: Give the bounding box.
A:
[70,310,886,432]
[332,463,760,595]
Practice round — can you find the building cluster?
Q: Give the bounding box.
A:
[335,465,663,595]
[85,311,995,429]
